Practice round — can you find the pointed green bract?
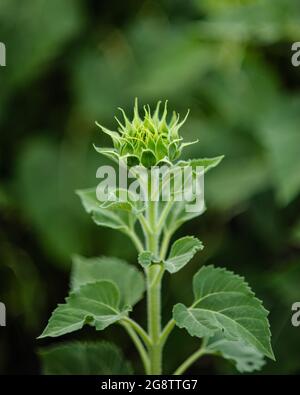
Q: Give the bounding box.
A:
[141,149,157,168]
[164,236,203,273]
[71,255,145,308]
[173,265,274,360]
[39,281,129,338]
[40,341,133,375]
[178,156,224,173]
[93,145,120,163]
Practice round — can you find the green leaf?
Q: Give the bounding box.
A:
[99,188,145,215]
[39,341,133,375]
[71,255,145,308]
[92,209,131,231]
[39,281,129,338]
[173,265,274,360]
[101,200,132,213]
[138,251,154,268]
[76,187,100,213]
[205,335,265,373]
[76,188,134,232]
[178,156,224,173]
[164,236,203,273]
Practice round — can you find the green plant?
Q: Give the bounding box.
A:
[38,101,274,375]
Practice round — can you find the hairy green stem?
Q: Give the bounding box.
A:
[160,230,173,260]
[120,321,150,374]
[156,200,174,233]
[145,190,164,374]
[138,213,152,236]
[147,200,158,254]
[132,171,177,375]
[122,317,152,348]
[160,318,176,347]
[173,347,206,375]
[147,264,163,374]
[129,196,175,374]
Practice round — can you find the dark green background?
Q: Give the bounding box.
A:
[0,0,300,374]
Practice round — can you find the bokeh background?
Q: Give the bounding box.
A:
[1,0,300,374]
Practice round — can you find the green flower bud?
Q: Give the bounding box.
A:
[94,99,198,168]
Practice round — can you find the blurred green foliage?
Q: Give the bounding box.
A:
[0,0,300,374]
